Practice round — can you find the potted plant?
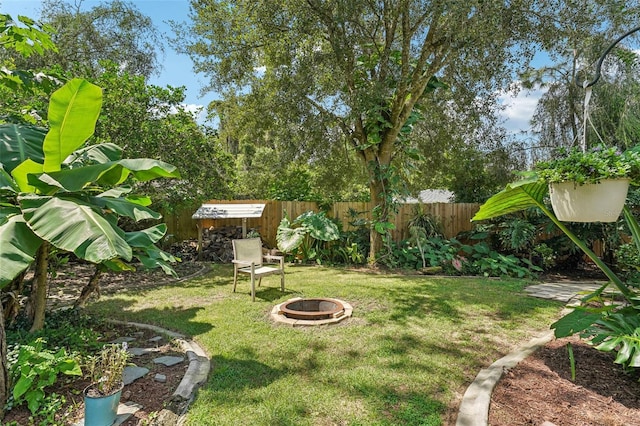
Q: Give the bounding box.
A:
[83,343,129,426]
[535,145,640,222]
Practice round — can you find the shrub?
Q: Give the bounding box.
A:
[7,338,81,415]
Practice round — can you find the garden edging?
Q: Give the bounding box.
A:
[108,320,211,425]
[456,305,573,426]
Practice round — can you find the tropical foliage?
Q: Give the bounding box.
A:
[473,147,640,371]
[276,211,340,262]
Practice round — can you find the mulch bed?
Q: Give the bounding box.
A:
[489,335,640,426]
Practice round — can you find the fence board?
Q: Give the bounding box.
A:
[164,200,480,247]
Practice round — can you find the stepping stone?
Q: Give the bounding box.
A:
[155,373,167,383]
[110,336,136,344]
[123,366,149,385]
[153,355,184,366]
[127,347,160,356]
[149,335,163,343]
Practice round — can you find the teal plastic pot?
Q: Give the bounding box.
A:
[83,384,123,426]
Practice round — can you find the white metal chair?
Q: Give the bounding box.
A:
[232,238,285,301]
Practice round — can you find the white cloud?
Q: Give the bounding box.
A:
[498,83,546,134]
[181,103,204,116]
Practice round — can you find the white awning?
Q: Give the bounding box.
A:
[191,203,266,220]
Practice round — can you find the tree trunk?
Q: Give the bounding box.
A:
[0,301,7,420]
[28,242,49,333]
[73,265,103,309]
[368,178,385,263]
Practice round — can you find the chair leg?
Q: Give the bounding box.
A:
[258,277,262,287]
[280,272,285,292]
[251,274,256,302]
[233,267,238,293]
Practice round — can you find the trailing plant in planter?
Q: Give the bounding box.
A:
[535,145,640,185]
[535,145,640,222]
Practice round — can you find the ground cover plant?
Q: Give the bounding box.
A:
[85,264,563,425]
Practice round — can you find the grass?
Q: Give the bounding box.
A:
[86,264,564,425]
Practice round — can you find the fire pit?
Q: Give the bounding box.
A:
[271,297,353,326]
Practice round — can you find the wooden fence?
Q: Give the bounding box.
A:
[163,200,481,248]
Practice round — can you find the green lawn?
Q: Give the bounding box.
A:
[86,265,564,426]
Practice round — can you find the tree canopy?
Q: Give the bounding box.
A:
[10,0,163,79]
[172,0,567,259]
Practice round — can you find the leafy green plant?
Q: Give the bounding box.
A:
[7,338,81,415]
[461,242,541,278]
[7,308,103,354]
[85,343,129,397]
[407,205,444,239]
[497,217,537,253]
[614,243,640,287]
[535,145,640,185]
[615,243,640,272]
[276,211,340,262]
[533,243,556,269]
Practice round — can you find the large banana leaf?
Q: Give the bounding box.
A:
[28,159,180,194]
[134,245,178,277]
[63,143,123,165]
[0,204,21,226]
[124,224,168,247]
[0,124,46,173]
[11,158,43,192]
[91,196,162,221]
[43,78,102,172]
[122,224,177,276]
[472,175,548,221]
[19,194,132,263]
[0,214,42,287]
[0,166,18,194]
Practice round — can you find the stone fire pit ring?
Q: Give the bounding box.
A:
[271,297,353,326]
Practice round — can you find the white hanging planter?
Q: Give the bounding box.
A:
[549,179,630,222]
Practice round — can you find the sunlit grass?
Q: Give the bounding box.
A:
[87,265,564,425]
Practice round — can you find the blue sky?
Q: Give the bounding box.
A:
[1,0,541,133]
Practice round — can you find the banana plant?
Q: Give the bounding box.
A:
[0,78,180,290]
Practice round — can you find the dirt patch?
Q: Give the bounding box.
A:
[46,261,208,309]
[488,335,640,426]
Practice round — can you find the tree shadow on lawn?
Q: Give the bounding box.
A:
[206,354,286,392]
[358,274,563,325]
[86,296,214,337]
